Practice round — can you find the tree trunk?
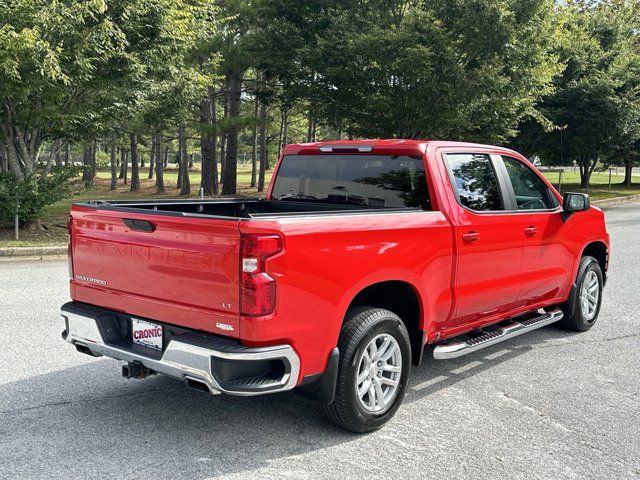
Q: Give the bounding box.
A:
[120,149,129,184]
[276,106,284,162]
[220,85,229,182]
[91,140,97,179]
[179,122,190,195]
[0,145,7,173]
[200,90,218,196]
[578,155,588,188]
[279,107,288,159]
[130,133,140,191]
[306,113,316,142]
[3,141,23,180]
[82,144,92,188]
[257,99,268,192]
[119,147,126,180]
[43,140,61,176]
[64,143,70,167]
[580,171,589,188]
[623,159,633,187]
[155,131,165,194]
[0,112,42,180]
[110,135,117,190]
[54,149,62,168]
[5,142,24,180]
[250,94,259,188]
[578,154,597,189]
[211,89,219,195]
[222,73,242,195]
[176,145,182,189]
[148,132,156,179]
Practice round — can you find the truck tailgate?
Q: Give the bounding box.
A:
[69,205,241,337]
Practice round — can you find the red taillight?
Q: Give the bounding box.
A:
[240,234,282,316]
[67,215,74,279]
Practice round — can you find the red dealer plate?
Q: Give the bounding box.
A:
[131,318,163,351]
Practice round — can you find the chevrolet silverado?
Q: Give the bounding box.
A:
[61,140,610,432]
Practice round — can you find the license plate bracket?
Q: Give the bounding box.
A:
[131,318,163,351]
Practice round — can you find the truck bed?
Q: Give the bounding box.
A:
[76,198,404,219]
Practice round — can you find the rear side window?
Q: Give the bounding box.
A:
[502,156,557,210]
[444,154,503,211]
[271,154,430,210]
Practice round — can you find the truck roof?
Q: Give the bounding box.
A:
[282,139,517,156]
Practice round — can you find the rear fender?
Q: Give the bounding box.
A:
[329,271,427,356]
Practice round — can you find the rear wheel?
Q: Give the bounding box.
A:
[321,307,411,433]
[560,255,604,332]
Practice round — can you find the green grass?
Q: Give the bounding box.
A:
[541,170,640,200]
[1,166,638,248]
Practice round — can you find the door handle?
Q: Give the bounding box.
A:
[524,225,537,237]
[462,231,480,243]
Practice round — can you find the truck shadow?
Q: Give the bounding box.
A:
[402,325,578,406]
[0,326,578,479]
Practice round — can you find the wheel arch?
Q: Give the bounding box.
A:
[580,241,608,284]
[343,280,426,366]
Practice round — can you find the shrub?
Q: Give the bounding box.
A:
[0,167,80,226]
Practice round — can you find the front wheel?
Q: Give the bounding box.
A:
[560,255,604,332]
[321,307,411,433]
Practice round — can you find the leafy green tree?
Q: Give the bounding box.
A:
[210,0,259,195]
[0,0,126,180]
[604,139,640,186]
[597,0,640,186]
[107,0,217,193]
[530,0,640,187]
[253,0,563,143]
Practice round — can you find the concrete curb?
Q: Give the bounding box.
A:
[592,194,640,209]
[0,246,67,257]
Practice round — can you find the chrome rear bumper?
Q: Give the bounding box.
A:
[60,302,300,396]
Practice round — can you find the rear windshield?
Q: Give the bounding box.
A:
[271,155,430,210]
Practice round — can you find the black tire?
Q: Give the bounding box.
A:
[321,307,411,433]
[559,255,604,332]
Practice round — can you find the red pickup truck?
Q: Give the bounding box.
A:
[61,140,609,432]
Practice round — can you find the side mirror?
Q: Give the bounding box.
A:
[562,192,590,220]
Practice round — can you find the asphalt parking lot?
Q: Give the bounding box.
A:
[1,203,639,480]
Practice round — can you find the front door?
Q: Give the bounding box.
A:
[498,155,574,306]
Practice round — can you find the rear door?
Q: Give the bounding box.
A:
[441,151,524,333]
[69,205,242,336]
[496,155,574,306]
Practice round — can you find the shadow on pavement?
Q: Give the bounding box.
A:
[0,325,577,478]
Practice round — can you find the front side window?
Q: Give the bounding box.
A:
[502,156,556,210]
[271,155,430,209]
[445,153,503,211]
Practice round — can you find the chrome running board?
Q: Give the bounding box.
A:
[433,308,564,360]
